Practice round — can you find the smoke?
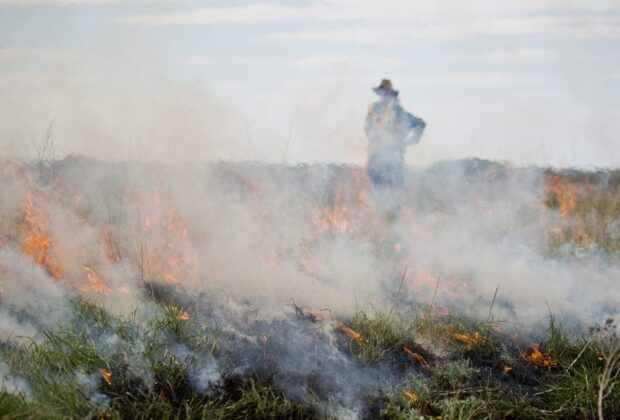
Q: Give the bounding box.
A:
[1,155,617,325]
[392,163,620,327]
[0,360,31,397]
[0,42,245,163]
[0,248,69,342]
[0,156,618,415]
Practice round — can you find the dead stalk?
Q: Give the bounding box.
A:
[595,319,620,420]
[384,265,408,328]
[429,276,440,320]
[487,286,499,322]
[566,337,592,373]
[598,344,620,420]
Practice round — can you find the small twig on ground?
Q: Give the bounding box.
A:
[540,406,566,415]
[566,337,593,373]
[434,388,488,397]
[532,388,556,397]
[480,319,515,325]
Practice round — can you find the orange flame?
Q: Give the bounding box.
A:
[313,169,376,236]
[521,344,557,367]
[338,324,364,343]
[452,331,486,345]
[84,267,111,295]
[20,191,63,279]
[134,190,197,287]
[314,197,350,234]
[404,347,429,369]
[403,390,419,403]
[100,227,121,264]
[554,181,576,217]
[545,175,579,218]
[100,368,112,385]
[178,311,190,321]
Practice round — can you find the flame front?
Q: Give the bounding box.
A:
[521,344,557,367]
[20,191,64,279]
[547,176,577,217]
[84,266,111,295]
[452,331,486,345]
[403,390,418,403]
[338,324,364,343]
[132,184,198,288]
[100,368,112,385]
[404,347,429,369]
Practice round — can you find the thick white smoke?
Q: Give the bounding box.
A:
[0,157,617,331]
[0,156,618,415]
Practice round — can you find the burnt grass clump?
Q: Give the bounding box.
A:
[1,289,619,419]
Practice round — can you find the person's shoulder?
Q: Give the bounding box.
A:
[368,101,381,113]
[392,102,408,117]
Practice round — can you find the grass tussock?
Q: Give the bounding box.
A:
[348,309,415,364]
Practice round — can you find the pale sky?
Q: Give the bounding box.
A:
[0,0,619,167]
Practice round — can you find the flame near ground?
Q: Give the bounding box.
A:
[0,157,618,417]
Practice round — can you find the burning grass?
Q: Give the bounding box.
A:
[1,296,619,419]
[346,309,416,364]
[1,158,619,418]
[543,169,620,256]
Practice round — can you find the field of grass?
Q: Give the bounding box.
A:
[1,293,619,419]
[1,160,619,419]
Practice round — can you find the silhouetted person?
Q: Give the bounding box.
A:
[365,79,425,187]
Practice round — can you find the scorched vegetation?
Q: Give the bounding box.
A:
[0,158,618,419]
[1,296,619,419]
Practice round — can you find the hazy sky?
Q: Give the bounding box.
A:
[0,0,619,167]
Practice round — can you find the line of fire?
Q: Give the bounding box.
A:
[0,79,618,418]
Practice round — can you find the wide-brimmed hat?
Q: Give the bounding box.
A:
[373,79,399,97]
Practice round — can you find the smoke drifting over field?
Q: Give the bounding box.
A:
[0,156,618,415]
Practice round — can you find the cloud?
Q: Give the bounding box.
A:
[181,53,402,82]
[0,47,76,61]
[0,0,183,5]
[514,90,560,99]
[115,4,331,25]
[452,49,561,63]
[114,2,457,25]
[288,55,401,70]
[267,14,620,46]
[402,74,548,88]
[450,48,618,64]
[184,56,262,67]
[113,0,620,37]
[285,72,547,91]
[0,48,39,59]
[598,72,620,81]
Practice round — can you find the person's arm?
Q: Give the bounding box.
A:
[404,112,425,145]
